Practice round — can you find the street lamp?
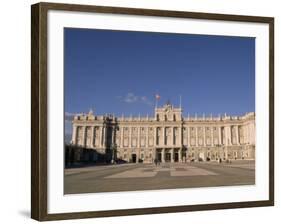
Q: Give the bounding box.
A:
[111,143,117,164]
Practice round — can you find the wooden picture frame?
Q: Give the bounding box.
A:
[31,2,274,221]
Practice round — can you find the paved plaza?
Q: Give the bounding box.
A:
[64,160,255,194]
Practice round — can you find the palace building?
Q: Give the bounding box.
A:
[68,103,255,164]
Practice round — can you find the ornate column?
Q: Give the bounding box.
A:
[120,126,124,148]
[154,127,157,146]
[228,126,232,146]
[236,125,240,145]
[211,127,214,147]
[101,126,104,147]
[225,126,229,146]
[138,127,141,148]
[246,124,250,144]
[82,126,86,147]
[129,126,132,148]
[243,125,247,144]
[244,125,248,144]
[218,126,222,145]
[250,122,255,145]
[195,127,198,147]
[111,126,115,146]
[162,148,165,163]
[103,126,107,147]
[188,127,191,147]
[171,127,174,145]
[183,127,186,146]
[99,126,103,147]
[248,124,252,145]
[171,148,174,162]
[91,126,94,147]
[162,126,165,146]
[179,148,182,162]
[136,151,139,163]
[71,125,77,145]
[179,125,182,146]
[203,127,206,146]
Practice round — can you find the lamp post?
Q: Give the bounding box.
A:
[111,143,117,164]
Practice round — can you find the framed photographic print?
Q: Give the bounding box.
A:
[31,2,274,221]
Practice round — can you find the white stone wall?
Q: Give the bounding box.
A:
[71,106,255,163]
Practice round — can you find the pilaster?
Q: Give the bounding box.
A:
[162,148,165,163]
[71,125,77,145]
[236,125,240,145]
[211,127,214,146]
[120,126,124,148]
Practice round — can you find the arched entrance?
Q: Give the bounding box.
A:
[131,154,137,163]
[165,152,171,162]
[174,152,179,162]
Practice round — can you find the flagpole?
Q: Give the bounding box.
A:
[179,95,182,109]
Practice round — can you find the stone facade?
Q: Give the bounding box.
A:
[70,103,255,164]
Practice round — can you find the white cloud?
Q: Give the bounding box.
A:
[118,93,153,106]
[123,92,138,103]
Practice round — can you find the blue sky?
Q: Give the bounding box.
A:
[64,28,255,135]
